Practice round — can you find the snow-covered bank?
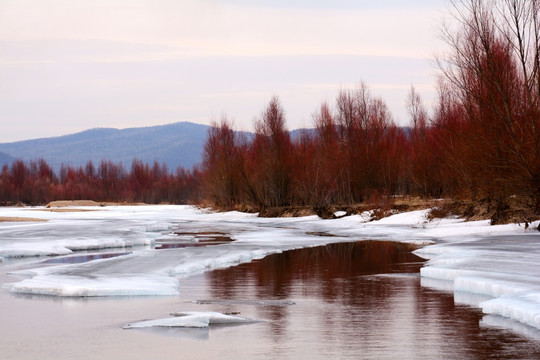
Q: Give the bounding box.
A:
[1,205,539,332]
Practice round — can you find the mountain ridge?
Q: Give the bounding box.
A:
[0,122,210,171]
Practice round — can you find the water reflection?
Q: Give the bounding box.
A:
[208,241,421,303]
[204,241,540,359]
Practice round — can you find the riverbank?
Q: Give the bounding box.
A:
[218,196,540,227]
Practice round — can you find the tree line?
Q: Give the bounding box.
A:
[0,159,201,205]
[202,0,540,220]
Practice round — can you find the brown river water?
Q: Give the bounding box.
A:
[1,240,540,359]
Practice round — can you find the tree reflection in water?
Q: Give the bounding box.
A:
[204,241,540,359]
[206,241,423,340]
[207,241,422,301]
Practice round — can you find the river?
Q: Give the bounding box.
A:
[2,240,539,359]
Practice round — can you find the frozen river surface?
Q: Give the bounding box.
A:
[1,205,540,359]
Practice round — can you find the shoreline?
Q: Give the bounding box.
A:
[3,196,539,227]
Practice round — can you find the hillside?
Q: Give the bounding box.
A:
[0,122,209,171]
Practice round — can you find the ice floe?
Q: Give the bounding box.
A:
[123,311,259,329]
[5,274,179,297]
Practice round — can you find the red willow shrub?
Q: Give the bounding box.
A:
[201,91,411,210]
[0,159,200,205]
[434,0,540,214]
[202,1,540,219]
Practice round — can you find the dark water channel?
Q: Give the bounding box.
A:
[198,241,540,359]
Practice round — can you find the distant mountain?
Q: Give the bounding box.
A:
[0,122,210,171]
[0,151,15,167]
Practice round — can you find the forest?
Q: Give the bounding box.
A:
[1,0,539,224]
[201,0,540,223]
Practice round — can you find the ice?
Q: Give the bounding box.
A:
[6,274,179,297]
[454,291,494,307]
[481,291,540,330]
[481,315,540,341]
[1,205,540,334]
[123,311,259,329]
[415,223,540,331]
[0,207,157,258]
[0,243,73,258]
[172,311,260,324]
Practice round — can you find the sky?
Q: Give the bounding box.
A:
[0,0,450,143]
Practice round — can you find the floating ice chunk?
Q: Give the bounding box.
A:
[6,274,179,297]
[124,315,209,329]
[172,311,260,324]
[481,291,540,330]
[124,311,259,329]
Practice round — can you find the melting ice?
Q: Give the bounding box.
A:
[0,205,539,333]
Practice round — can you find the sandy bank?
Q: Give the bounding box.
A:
[46,200,105,208]
[0,217,48,223]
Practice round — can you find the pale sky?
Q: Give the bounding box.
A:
[0,0,450,142]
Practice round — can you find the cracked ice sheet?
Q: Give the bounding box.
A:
[0,205,351,297]
[0,205,426,297]
[0,205,176,258]
[414,221,540,331]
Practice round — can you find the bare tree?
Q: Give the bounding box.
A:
[437,0,540,215]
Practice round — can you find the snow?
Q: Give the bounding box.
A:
[1,205,540,333]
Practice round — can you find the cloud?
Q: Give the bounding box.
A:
[0,0,446,141]
[0,0,445,59]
